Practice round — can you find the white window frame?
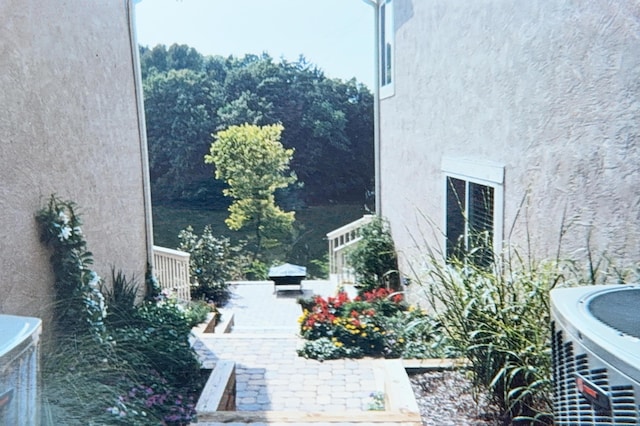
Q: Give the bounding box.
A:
[379,0,394,99]
[441,157,504,259]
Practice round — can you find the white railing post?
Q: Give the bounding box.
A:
[152,246,191,302]
[326,215,374,285]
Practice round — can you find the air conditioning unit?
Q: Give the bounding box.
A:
[551,285,640,425]
[0,314,42,426]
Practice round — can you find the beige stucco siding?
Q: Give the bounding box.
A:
[0,1,152,321]
[381,0,640,275]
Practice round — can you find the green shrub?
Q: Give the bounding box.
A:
[42,293,206,425]
[297,337,353,361]
[36,195,108,341]
[347,216,400,293]
[38,196,205,425]
[381,306,449,359]
[102,268,140,327]
[419,251,560,424]
[178,225,233,304]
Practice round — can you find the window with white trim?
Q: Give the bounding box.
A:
[379,0,394,98]
[442,158,504,266]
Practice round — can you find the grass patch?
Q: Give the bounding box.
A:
[152,203,366,277]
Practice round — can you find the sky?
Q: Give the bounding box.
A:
[134,0,375,88]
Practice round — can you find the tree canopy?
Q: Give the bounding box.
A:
[140,43,374,208]
[205,123,296,258]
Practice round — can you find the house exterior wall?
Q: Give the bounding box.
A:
[381,0,640,277]
[0,1,152,322]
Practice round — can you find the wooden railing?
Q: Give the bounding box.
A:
[152,245,191,301]
[326,215,374,285]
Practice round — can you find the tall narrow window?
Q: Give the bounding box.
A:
[443,158,504,266]
[379,0,394,98]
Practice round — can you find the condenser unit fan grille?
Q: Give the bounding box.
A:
[552,322,638,425]
[552,286,640,425]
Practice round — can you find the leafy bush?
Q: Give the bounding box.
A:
[381,306,449,359]
[419,250,560,424]
[35,195,108,341]
[42,291,206,425]
[178,225,233,304]
[38,196,207,425]
[297,288,443,360]
[102,268,140,326]
[297,337,350,361]
[347,216,400,293]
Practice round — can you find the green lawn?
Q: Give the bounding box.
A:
[152,203,366,277]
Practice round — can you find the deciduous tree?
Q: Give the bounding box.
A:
[205,124,296,259]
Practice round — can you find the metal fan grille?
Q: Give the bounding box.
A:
[552,321,638,425]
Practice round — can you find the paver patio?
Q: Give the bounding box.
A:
[190,281,421,425]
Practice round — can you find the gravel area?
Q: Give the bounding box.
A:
[410,370,504,426]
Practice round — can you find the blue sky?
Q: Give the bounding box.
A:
[134,0,375,88]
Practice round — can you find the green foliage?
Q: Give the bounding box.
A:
[183,299,215,326]
[140,44,374,207]
[419,250,560,423]
[367,391,385,411]
[42,294,206,425]
[151,203,365,280]
[205,123,296,259]
[347,216,400,293]
[101,268,139,326]
[297,338,350,361]
[35,195,108,342]
[178,225,233,304]
[37,197,206,425]
[113,297,202,387]
[297,289,443,360]
[143,67,225,205]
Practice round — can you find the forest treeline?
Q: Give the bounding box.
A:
[140,43,374,209]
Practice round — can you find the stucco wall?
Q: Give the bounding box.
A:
[381,0,640,277]
[0,1,152,322]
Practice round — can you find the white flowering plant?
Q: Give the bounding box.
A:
[36,195,108,342]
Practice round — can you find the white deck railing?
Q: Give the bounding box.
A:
[326,214,374,285]
[152,245,191,301]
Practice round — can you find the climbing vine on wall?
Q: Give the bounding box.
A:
[36,195,108,342]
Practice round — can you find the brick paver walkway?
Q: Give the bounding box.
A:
[190,281,420,425]
[193,281,382,412]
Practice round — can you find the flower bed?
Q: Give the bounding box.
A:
[297,288,445,360]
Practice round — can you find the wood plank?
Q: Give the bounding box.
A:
[401,358,468,371]
[195,409,421,424]
[196,360,236,413]
[384,359,420,415]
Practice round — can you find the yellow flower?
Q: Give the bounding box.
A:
[398,338,405,343]
[362,333,367,337]
[373,327,380,332]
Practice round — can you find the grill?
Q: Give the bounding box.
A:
[551,285,640,425]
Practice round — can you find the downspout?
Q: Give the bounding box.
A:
[361,0,382,215]
[126,0,155,270]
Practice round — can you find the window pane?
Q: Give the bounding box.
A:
[385,43,392,84]
[468,183,494,266]
[380,3,387,85]
[379,0,393,87]
[446,177,466,259]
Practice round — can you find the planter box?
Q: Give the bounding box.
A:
[195,360,236,413]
